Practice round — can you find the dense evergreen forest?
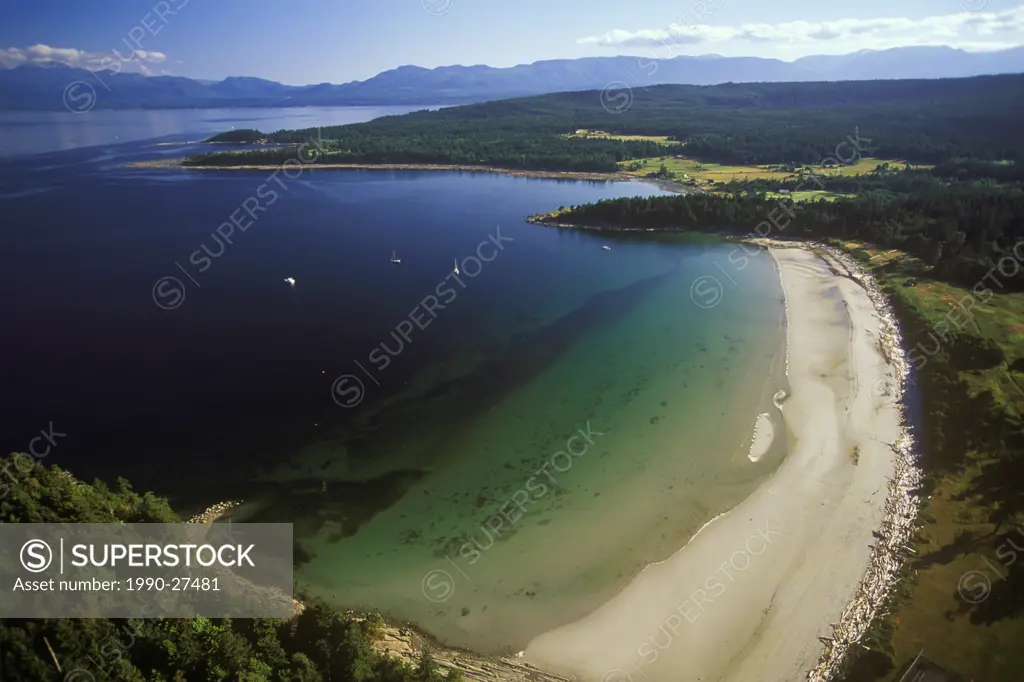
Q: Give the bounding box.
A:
[542,179,1024,292]
[195,75,1024,171]
[193,132,662,172]
[0,459,459,682]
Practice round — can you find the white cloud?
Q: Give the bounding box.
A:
[0,43,168,73]
[25,44,85,62]
[577,6,1024,55]
[0,47,28,67]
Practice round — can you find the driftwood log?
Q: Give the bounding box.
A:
[807,247,922,681]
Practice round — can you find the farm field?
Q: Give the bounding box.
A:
[565,129,684,144]
[617,154,927,186]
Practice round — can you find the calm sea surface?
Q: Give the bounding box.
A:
[0,106,434,159]
[0,107,788,652]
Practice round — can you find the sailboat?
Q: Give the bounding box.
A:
[453,258,460,276]
[390,250,401,264]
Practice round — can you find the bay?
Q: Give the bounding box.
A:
[0,108,788,653]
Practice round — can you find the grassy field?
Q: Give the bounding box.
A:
[762,190,853,202]
[821,156,920,177]
[565,129,683,144]
[615,155,924,187]
[844,243,1024,417]
[836,240,1024,682]
[699,189,853,202]
[617,155,795,183]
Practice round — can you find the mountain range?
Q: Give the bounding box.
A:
[2,45,1023,110]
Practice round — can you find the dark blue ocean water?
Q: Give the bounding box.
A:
[1,112,791,647]
[0,110,710,502]
[0,106,434,160]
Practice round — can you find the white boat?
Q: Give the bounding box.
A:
[453,258,460,275]
[390,250,401,264]
[284,277,296,285]
[602,245,612,251]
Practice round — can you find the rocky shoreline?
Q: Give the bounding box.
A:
[186,502,561,680]
[373,624,571,682]
[186,500,241,524]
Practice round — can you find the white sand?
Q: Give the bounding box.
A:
[523,244,906,682]
[747,412,775,462]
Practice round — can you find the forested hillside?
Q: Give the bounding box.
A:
[538,181,1024,291]
[194,75,1024,171]
[0,458,458,682]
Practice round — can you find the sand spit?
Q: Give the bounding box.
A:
[747,412,775,462]
[125,157,698,194]
[522,242,918,682]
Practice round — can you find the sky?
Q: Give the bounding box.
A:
[0,0,1022,84]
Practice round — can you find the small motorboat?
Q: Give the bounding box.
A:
[284,277,296,285]
[390,250,402,264]
[453,258,460,275]
[602,246,612,251]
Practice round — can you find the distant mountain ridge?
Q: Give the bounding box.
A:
[2,45,1023,110]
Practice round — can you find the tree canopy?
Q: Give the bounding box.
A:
[542,178,1024,291]
[198,75,1024,171]
[0,456,460,682]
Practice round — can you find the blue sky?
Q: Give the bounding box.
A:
[1,0,1022,83]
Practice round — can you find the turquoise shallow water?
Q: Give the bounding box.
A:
[1,131,787,651]
[251,224,789,653]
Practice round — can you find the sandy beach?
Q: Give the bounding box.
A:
[747,412,775,462]
[523,243,914,682]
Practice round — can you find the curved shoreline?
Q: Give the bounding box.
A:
[177,208,916,678]
[521,240,918,682]
[125,157,698,194]
[747,412,775,462]
[185,239,919,681]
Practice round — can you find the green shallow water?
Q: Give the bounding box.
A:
[5,142,784,640]
[252,232,788,653]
